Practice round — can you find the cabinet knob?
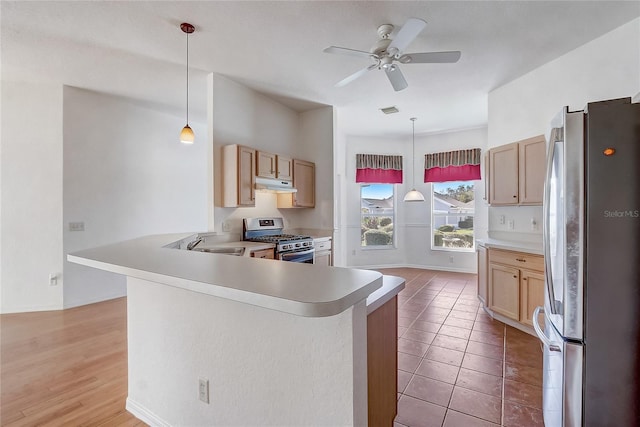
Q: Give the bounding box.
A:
[516,258,526,262]
[523,277,528,281]
[513,195,517,198]
[513,275,517,278]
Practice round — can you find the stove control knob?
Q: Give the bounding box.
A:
[295,243,301,248]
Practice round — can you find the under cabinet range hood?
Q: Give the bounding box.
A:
[254,176,297,193]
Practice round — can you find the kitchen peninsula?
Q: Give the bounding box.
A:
[68,233,393,426]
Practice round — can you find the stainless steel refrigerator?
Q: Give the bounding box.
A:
[534,97,640,427]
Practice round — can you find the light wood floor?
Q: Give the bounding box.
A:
[1,297,144,426]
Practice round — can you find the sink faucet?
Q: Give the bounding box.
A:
[186,237,204,250]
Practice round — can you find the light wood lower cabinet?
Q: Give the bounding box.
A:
[477,245,488,305]
[520,270,545,326]
[486,248,544,328]
[250,248,274,259]
[489,263,520,320]
[367,296,397,426]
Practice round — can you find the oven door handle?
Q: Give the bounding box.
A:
[280,248,315,260]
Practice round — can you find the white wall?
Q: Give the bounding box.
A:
[126,276,367,426]
[1,82,64,313]
[208,73,333,236]
[337,127,487,273]
[487,17,640,239]
[62,87,207,308]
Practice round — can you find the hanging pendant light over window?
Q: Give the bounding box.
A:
[403,117,425,202]
[179,22,195,144]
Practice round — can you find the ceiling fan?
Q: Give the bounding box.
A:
[323,18,461,91]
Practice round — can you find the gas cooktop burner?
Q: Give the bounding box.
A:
[247,234,309,243]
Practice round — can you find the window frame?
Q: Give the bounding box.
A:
[431,181,475,253]
[360,183,396,249]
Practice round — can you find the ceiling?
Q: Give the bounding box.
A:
[2,1,638,137]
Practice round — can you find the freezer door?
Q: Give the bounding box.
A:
[534,307,583,427]
[543,108,584,340]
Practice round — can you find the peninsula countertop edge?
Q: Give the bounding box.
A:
[67,233,383,318]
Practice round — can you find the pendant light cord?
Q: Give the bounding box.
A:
[411,117,417,188]
[186,30,189,124]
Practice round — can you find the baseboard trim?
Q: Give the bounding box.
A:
[126,397,170,427]
[487,309,536,337]
[348,263,476,274]
[63,291,127,309]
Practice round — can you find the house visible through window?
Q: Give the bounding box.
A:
[361,184,395,247]
[432,181,474,251]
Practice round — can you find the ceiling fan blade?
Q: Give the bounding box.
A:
[335,64,378,87]
[399,51,462,64]
[384,66,408,91]
[387,18,427,56]
[323,46,377,59]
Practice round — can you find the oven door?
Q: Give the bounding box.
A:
[278,248,314,263]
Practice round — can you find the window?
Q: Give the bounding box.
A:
[432,181,475,251]
[361,184,395,247]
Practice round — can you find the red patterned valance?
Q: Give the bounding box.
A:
[356,154,403,184]
[424,148,481,183]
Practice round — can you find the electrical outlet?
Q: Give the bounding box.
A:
[449,256,454,264]
[69,221,84,232]
[508,220,515,230]
[499,215,505,225]
[49,273,58,286]
[222,221,231,232]
[352,249,356,255]
[531,218,538,231]
[198,378,209,404]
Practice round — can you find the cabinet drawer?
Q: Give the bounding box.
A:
[489,249,543,272]
[315,240,331,251]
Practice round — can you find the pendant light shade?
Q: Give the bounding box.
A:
[180,124,195,144]
[404,117,425,202]
[180,22,195,144]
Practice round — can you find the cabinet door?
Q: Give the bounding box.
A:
[483,151,490,203]
[256,151,276,178]
[489,263,520,320]
[251,248,274,259]
[314,252,331,266]
[477,246,488,305]
[238,146,256,206]
[489,143,519,205]
[520,269,545,327]
[518,136,545,205]
[276,156,293,181]
[292,159,315,208]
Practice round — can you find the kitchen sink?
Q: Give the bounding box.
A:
[191,247,245,256]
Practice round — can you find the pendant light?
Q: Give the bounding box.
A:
[179,22,195,144]
[403,117,425,202]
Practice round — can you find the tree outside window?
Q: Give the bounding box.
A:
[432,181,475,251]
[361,184,394,247]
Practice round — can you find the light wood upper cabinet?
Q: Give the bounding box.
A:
[518,136,546,205]
[256,151,277,179]
[222,144,255,207]
[489,142,519,205]
[276,156,293,181]
[278,159,315,208]
[488,135,545,206]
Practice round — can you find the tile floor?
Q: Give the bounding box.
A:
[377,268,544,427]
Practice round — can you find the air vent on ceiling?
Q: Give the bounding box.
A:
[380,106,399,115]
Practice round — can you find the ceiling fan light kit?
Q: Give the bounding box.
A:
[404,117,425,203]
[179,22,195,144]
[324,17,461,92]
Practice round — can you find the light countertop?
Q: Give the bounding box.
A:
[68,233,382,318]
[366,275,405,314]
[476,238,543,255]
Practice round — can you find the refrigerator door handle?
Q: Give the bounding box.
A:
[543,128,562,314]
[532,306,562,352]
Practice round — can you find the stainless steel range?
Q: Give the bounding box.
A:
[243,217,314,263]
